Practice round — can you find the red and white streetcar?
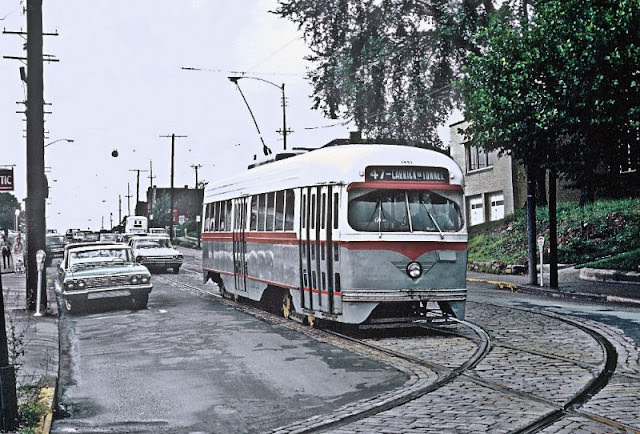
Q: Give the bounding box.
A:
[202,142,467,327]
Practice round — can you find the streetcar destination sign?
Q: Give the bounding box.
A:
[365,166,448,182]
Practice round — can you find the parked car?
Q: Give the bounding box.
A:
[65,228,81,242]
[55,243,152,312]
[73,230,100,242]
[128,235,183,273]
[45,233,66,266]
[148,227,168,235]
[99,233,120,243]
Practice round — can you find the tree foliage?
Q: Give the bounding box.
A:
[0,193,21,230]
[459,0,640,200]
[150,193,171,228]
[273,0,502,147]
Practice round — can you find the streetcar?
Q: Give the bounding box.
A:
[201,142,467,327]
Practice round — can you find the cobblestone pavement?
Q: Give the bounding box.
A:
[270,301,640,433]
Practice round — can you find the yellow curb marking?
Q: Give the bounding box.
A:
[36,386,54,434]
[467,277,518,292]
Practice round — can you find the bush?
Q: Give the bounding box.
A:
[469,198,640,271]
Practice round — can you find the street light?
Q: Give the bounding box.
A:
[14,209,19,231]
[228,76,290,152]
[44,138,74,148]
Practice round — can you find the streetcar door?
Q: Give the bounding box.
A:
[299,188,313,310]
[232,197,248,293]
[318,185,334,314]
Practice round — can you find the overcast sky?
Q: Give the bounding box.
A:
[1,0,457,232]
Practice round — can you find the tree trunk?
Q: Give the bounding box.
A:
[549,168,558,288]
[526,164,537,285]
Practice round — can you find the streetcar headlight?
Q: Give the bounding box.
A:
[406,262,422,279]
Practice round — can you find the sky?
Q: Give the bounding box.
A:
[1,0,458,232]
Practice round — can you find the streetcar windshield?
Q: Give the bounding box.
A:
[348,189,463,233]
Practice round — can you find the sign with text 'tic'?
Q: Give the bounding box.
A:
[0,168,14,191]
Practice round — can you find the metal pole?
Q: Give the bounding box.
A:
[170,134,175,239]
[281,83,287,151]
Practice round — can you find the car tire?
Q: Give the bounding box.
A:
[172,266,180,274]
[132,293,149,310]
[64,298,86,313]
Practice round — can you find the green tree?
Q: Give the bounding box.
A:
[0,193,21,230]
[274,0,504,147]
[150,193,171,229]
[459,0,640,201]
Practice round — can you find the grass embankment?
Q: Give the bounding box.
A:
[468,198,640,272]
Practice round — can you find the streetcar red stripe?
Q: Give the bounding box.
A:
[204,267,298,289]
[340,241,466,261]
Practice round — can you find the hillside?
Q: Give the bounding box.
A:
[468,198,640,272]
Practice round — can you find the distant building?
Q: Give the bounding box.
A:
[449,120,526,227]
[448,119,639,227]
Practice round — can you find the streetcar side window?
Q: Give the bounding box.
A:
[256,194,264,231]
[284,189,295,231]
[225,201,232,232]
[266,192,275,231]
[321,193,326,230]
[213,202,220,231]
[310,194,316,230]
[333,192,339,230]
[250,196,258,231]
[275,190,285,231]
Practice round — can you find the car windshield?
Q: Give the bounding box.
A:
[47,235,65,244]
[69,248,132,269]
[134,238,171,249]
[348,189,464,233]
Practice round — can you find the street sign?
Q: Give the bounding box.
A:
[0,168,14,191]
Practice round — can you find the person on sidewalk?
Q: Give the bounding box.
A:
[0,233,11,269]
[11,232,25,274]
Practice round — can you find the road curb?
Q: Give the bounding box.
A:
[466,276,640,305]
[36,386,55,434]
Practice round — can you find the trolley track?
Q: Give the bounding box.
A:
[156,272,633,433]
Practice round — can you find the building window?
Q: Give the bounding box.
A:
[466,145,494,172]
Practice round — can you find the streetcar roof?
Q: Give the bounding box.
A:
[204,144,464,202]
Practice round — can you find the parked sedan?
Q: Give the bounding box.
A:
[128,235,183,273]
[45,233,66,266]
[55,243,152,312]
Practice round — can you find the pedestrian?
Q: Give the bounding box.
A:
[12,232,25,274]
[0,233,11,269]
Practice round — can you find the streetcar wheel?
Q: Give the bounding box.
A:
[307,314,316,328]
[282,292,292,319]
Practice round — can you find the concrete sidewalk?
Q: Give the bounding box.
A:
[0,268,58,433]
[468,265,640,305]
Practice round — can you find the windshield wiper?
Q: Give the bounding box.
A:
[421,200,445,240]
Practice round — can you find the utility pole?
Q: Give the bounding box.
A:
[129,168,148,206]
[190,164,203,189]
[160,134,187,239]
[125,183,132,216]
[118,194,122,224]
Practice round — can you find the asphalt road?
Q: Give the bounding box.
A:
[52,261,406,433]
